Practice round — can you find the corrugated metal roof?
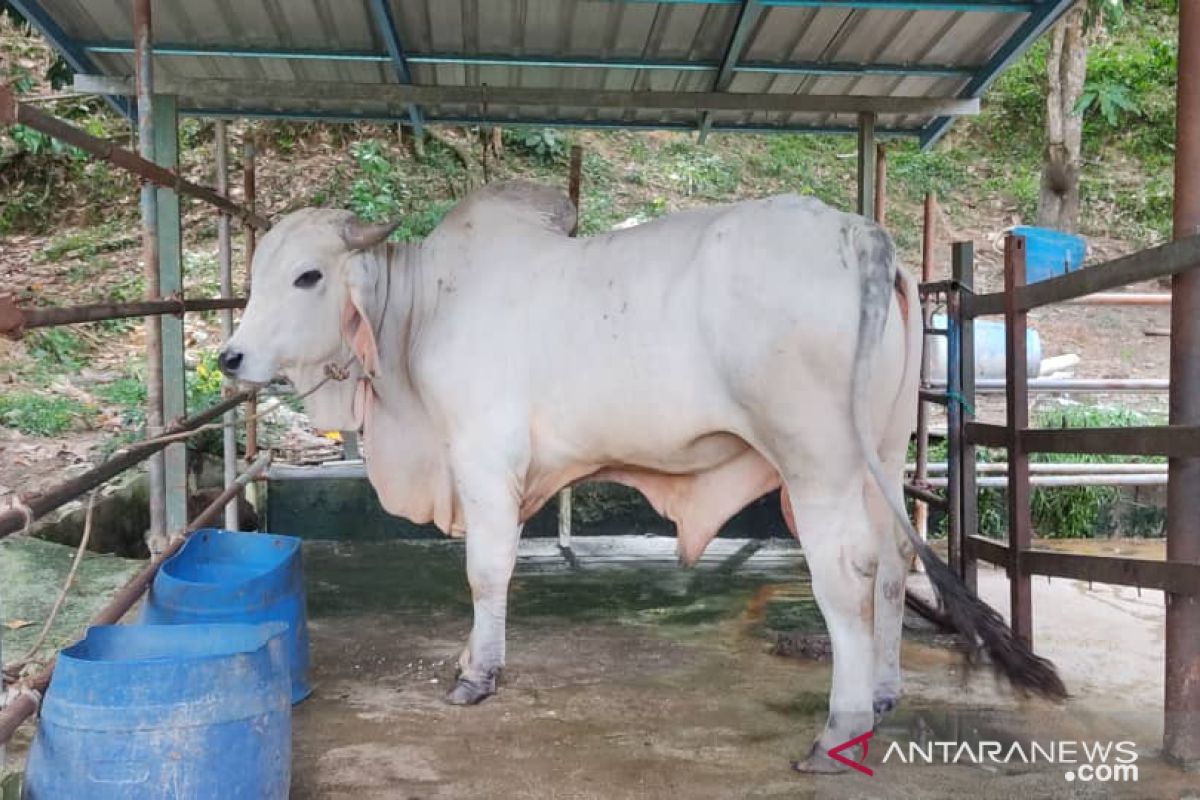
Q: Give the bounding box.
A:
[12,0,1071,145]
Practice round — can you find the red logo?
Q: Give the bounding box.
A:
[829,731,875,776]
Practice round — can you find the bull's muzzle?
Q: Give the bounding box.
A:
[217,348,244,378]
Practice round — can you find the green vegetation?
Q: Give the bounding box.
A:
[95,372,147,429]
[24,328,87,371]
[0,391,92,436]
[339,138,458,239]
[503,128,569,164]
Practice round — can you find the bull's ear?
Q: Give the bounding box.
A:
[340,255,383,377]
[341,216,400,251]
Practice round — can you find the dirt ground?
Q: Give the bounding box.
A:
[284,537,1196,800]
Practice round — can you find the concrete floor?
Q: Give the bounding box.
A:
[291,537,1196,800]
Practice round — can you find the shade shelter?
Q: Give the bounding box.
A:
[1,0,1197,772]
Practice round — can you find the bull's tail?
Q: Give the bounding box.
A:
[846,220,1067,701]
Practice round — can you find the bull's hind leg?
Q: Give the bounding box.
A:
[784,485,878,774]
[868,467,912,720]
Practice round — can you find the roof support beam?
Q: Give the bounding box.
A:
[366,0,423,135]
[920,0,1075,149]
[80,42,975,79]
[181,106,923,137]
[611,0,1035,11]
[761,0,1034,9]
[74,74,982,116]
[699,0,763,143]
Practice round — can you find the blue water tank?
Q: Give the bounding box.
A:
[23,622,291,800]
[1012,226,1087,284]
[142,529,311,703]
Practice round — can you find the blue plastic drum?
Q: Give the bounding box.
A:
[23,622,291,800]
[142,529,311,703]
[1012,225,1087,283]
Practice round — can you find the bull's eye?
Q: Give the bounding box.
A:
[293,269,322,289]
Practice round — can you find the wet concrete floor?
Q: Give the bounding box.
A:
[292,537,1196,800]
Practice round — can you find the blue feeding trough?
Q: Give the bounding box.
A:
[142,529,311,703]
[23,622,291,800]
[1012,225,1087,283]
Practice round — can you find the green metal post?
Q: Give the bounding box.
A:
[153,94,187,534]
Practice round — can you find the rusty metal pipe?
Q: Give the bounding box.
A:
[1165,0,1200,767]
[0,452,272,747]
[1064,292,1171,306]
[1004,234,1033,646]
[924,474,1167,488]
[912,462,1168,475]
[914,191,936,539]
[0,392,252,540]
[928,378,1170,393]
[0,296,245,335]
[0,86,268,230]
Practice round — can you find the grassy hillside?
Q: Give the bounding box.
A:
[0,3,1181,507]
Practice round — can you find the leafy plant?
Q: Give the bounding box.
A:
[348,139,408,223]
[187,351,225,413]
[504,128,568,164]
[187,351,228,456]
[1075,80,1141,126]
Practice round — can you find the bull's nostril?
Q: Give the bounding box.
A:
[217,349,243,376]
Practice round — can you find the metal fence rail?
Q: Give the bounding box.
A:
[930,220,1200,762]
[0,295,246,335]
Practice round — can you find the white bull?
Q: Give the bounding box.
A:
[221,181,1064,772]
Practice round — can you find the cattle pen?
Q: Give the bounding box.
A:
[0,0,1198,797]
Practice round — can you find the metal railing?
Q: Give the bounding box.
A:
[926,229,1200,764]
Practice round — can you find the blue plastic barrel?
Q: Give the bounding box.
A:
[1012,226,1087,284]
[23,623,291,800]
[142,529,311,703]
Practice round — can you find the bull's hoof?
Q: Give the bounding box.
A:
[873,693,899,723]
[791,743,850,775]
[444,674,496,706]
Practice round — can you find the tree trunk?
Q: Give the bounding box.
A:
[1037,3,1088,232]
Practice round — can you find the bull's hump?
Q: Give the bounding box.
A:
[443,181,576,237]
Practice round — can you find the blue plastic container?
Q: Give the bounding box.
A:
[142,529,311,703]
[930,314,1042,381]
[1012,225,1087,284]
[23,623,291,800]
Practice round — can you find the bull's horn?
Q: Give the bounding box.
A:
[341,217,401,250]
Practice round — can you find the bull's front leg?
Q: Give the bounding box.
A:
[445,470,522,706]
